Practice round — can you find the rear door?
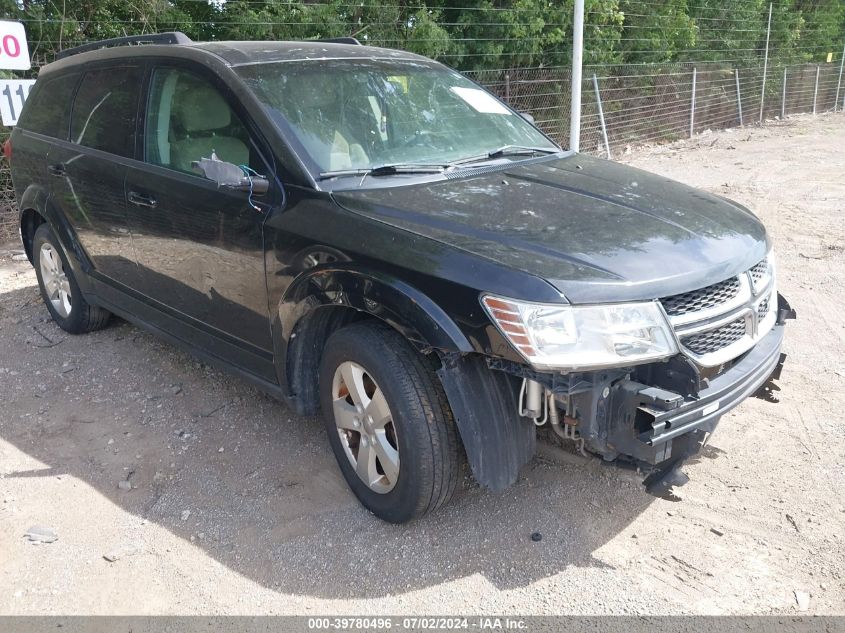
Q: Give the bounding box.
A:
[123,63,276,379]
[8,70,80,226]
[48,64,143,285]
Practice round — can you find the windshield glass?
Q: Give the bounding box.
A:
[237,59,559,174]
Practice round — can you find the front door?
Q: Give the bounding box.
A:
[123,65,276,379]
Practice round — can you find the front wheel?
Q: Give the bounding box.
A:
[32,223,111,334]
[319,322,461,523]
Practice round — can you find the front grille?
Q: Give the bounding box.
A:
[663,257,774,365]
[750,258,769,287]
[681,318,747,355]
[661,276,741,317]
[757,295,770,320]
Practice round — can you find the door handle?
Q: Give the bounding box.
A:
[47,163,65,177]
[127,191,157,208]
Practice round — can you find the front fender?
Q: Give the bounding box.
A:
[275,267,535,489]
[280,265,473,354]
[272,265,473,410]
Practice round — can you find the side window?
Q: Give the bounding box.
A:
[145,68,255,175]
[16,73,79,139]
[71,66,142,157]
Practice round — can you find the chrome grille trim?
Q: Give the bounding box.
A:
[681,317,747,355]
[756,294,770,321]
[663,274,752,328]
[661,276,741,317]
[660,256,775,367]
[750,257,771,292]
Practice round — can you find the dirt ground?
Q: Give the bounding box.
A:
[0,113,843,616]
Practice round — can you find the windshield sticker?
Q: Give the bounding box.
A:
[449,87,512,115]
[387,75,409,93]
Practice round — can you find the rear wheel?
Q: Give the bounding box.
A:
[32,223,111,334]
[319,322,460,523]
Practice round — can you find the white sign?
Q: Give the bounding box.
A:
[0,79,35,126]
[0,21,30,70]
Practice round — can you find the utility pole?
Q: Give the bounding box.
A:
[781,67,787,119]
[690,68,697,138]
[592,74,611,158]
[835,41,845,111]
[569,0,585,152]
[759,2,773,123]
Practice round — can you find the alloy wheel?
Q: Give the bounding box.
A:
[331,361,400,493]
[39,243,72,318]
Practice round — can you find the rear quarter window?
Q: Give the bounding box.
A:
[16,72,80,139]
[70,66,143,158]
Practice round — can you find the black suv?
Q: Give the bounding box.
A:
[8,33,793,523]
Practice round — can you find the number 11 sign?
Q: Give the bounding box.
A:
[0,20,32,126]
[0,79,35,125]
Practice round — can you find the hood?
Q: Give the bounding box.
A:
[332,154,769,303]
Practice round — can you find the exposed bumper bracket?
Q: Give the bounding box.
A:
[643,455,692,500]
[752,351,787,402]
[777,293,797,325]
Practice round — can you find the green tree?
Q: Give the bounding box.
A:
[0,0,841,71]
[614,0,696,64]
[790,0,845,63]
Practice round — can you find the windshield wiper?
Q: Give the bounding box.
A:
[317,149,559,180]
[318,163,447,180]
[488,145,559,159]
[449,145,559,167]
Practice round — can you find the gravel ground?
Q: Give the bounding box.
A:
[0,113,843,616]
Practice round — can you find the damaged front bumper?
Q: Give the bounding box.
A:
[442,295,793,495]
[606,322,785,467]
[488,294,793,495]
[549,294,794,494]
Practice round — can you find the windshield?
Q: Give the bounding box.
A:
[237,59,559,174]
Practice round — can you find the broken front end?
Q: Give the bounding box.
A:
[461,254,795,494]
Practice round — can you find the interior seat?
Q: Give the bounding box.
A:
[285,75,369,171]
[170,81,250,172]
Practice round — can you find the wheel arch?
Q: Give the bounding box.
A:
[18,184,91,276]
[19,207,46,264]
[275,266,535,492]
[18,184,51,264]
[274,266,473,416]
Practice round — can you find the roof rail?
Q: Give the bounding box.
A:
[315,37,362,45]
[56,32,193,60]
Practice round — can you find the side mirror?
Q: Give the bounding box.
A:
[192,156,270,195]
[520,112,536,125]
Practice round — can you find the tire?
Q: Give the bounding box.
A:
[32,223,111,334]
[319,321,461,523]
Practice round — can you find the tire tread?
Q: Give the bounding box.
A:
[32,223,111,334]
[322,321,461,521]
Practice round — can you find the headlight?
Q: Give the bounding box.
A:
[482,295,678,370]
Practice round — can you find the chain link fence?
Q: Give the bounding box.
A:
[467,59,845,158]
[0,130,15,239]
[1,54,844,240]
